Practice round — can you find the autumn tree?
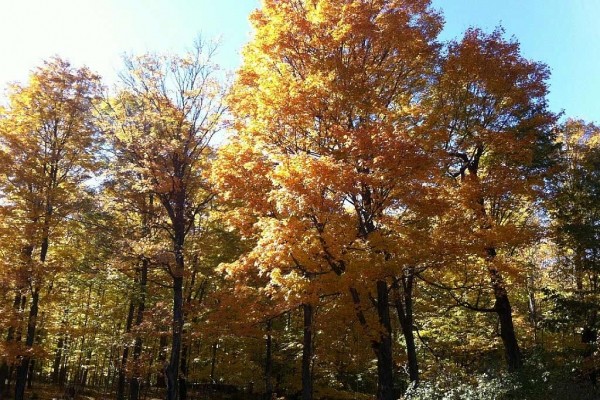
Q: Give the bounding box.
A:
[102,41,227,400]
[425,28,557,371]
[0,57,102,400]
[216,0,443,398]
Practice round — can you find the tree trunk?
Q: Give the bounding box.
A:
[130,261,148,400]
[393,274,419,386]
[14,287,40,400]
[106,344,115,392]
[403,316,419,385]
[178,265,198,400]
[27,360,34,389]
[487,248,522,372]
[375,280,394,400]
[156,334,168,388]
[12,245,35,400]
[349,284,395,400]
[15,223,50,400]
[15,295,27,343]
[302,304,313,400]
[53,335,65,384]
[495,292,522,372]
[117,300,136,400]
[264,319,273,400]
[0,292,22,397]
[178,344,188,400]
[166,274,184,400]
[0,362,8,399]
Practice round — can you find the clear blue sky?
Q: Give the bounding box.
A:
[0,0,597,122]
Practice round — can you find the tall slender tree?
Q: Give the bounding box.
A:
[102,41,227,400]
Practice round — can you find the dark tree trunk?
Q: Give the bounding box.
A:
[12,245,35,400]
[178,344,188,400]
[15,223,50,400]
[156,334,168,388]
[487,248,522,372]
[163,192,187,400]
[178,265,198,400]
[392,274,419,386]
[27,360,34,389]
[117,300,136,400]
[166,273,184,400]
[0,362,8,399]
[458,151,524,372]
[404,321,419,384]
[301,304,313,400]
[53,335,65,384]
[58,337,69,389]
[14,287,40,400]
[264,319,273,400]
[160,172,189,400]
[0,292,22,397]
[349,284,395,400]
[130,261,148,400]
[375,280,394,400]
[495,292,522,372]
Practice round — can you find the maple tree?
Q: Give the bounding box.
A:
[424,27,557,372]
[0,57,103,400]
[216,0,445,398]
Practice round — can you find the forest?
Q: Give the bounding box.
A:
[0,1,599,400]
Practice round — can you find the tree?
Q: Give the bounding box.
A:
[217,1,443,398]
[425,28,557,371]
[102,41,227,400]
[0,57,102,400]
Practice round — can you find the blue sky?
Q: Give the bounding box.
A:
[0,0,597,122]
[434,0,600,123]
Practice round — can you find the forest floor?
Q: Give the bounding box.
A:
[3,384,255,400]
